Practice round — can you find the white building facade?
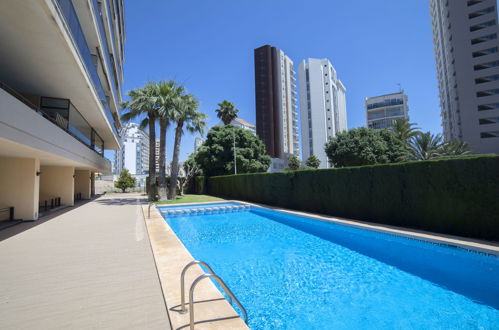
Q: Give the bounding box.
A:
[365,92,409,129]
[194,137,204,152]
[0,0,125,220]
[216,118,256,134]
[299,58,347,168]
[114,123,149,175]
[430,0,499,153]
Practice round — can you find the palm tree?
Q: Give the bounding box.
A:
[121,83,159,201]
[215,100,239,125]
[408,131,443,161]
[391,119,421,144]
[438,140,472,157]
[168,94,207,200]
[154,80,185,200]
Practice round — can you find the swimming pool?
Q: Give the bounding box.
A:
[157,202,243,212]
[163,203,499,329]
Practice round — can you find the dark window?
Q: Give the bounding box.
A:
[470,19,496,32]
[469,6,495,19]
[479,117,499,124]
[478,103,499,111]
[477,89,499,97]
[472,46,498,57]
[471,33,497,45]
[475,74,499,84]
[474,60,499,70]
[480,131,499,138]
[467,0,484,6]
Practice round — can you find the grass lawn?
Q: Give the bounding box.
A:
[155,194,225,205]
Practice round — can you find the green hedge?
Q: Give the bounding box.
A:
[207,155,499,241]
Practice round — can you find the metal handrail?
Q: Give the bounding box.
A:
[188,274,248,330]
[179,260,216,314]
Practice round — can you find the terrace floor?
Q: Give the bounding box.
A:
[0,193,171,329]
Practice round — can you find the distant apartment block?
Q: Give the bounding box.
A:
[365,92,409,129]
[430,0,499,153]
[0,0,125,220]
[114,123,149,175]
[217,118,256,134]
[194,137,204,152]
[299,58,347,168]
[254,45,299,171]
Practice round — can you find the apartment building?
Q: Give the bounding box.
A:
[365,92,410,130]
[194,137,204,152]
[114,123,149,176]
[299,58,347,168]
[430,0,499,153]
[0,0,125,220]
[254,45,299,171]
[216,118,256,135]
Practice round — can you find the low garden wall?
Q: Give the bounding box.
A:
[200,156,499,241]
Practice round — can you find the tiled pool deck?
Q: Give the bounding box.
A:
[0,194,170,329]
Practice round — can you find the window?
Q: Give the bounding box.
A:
[471,33,497,45]
[472,46,498,57]
[480,131,499,138]
[470,19,496,32]
[469,6,495,19]
[467,0,484,6]
[477,89,499,97]
[478,103,499,111]
[474,60,499,70]
[475,74,499,84]
[479,117,499,124]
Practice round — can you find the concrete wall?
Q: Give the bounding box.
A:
[39,166,74,207]
[74,170,91,199]
[0,157,39,220]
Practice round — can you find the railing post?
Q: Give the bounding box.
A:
[9,207,14,221]
[179,261,216,314]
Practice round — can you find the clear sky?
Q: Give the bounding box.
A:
[117,0,440,162]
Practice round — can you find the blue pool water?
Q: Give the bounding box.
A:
[157,202,242,211]
[164,206,499,329]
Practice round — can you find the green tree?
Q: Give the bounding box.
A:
[408,131,443,160]
[438,140,472,158]
[305,155,321,169]
[391,119,421,144]
[168,94,207,200]
[154,80,185,200]
[114,169,136,193]
[324,127,406,167]
[121,83,159,201]
[287,156,301,171]
[195,125,271,176]
[215,100,239,125]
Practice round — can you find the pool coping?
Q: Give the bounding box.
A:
[142,203,248,330]
[237,201,499,257]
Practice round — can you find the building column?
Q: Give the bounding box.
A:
[74,170,91,200]
[0,157,40,220]
[90,172,95,197]
[39,166,74,207]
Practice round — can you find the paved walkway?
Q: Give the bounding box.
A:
[0,194,171,329]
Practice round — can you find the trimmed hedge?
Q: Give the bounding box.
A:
[205,155,499,241]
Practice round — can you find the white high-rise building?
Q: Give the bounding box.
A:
[365,92,409,129]
[298,58,347,168]
[114,123,149,175]
[194,137,204,152]
[216,118,256,134]
[254,45,299,172]
[430,0,499,154]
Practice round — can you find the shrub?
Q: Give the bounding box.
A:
[206,155,499,241]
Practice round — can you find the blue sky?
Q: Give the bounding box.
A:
[116,0,440,162]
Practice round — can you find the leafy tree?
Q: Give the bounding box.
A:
[215,100,239,125]
[168,94,207,200]
[287,156,301,171]
[177,154,200,195]
[408,132,443,160]
[324,127,406,167]
[306,155,321,169]
[438,140,472,158]
[154,80,185,200]
[114,169,136,193]
[195,125,271,176]
[121,83,159,201]
[391,119,421,144]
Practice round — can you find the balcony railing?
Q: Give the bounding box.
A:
[55,0,119,138]
[1,81,107,158]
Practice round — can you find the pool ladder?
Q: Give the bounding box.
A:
[179,260,248,329]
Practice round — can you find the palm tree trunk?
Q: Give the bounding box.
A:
[158,118,168,200]
[168,121,183,200]
[148,114,157,201]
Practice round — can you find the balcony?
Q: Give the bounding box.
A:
[55,0,119,138]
